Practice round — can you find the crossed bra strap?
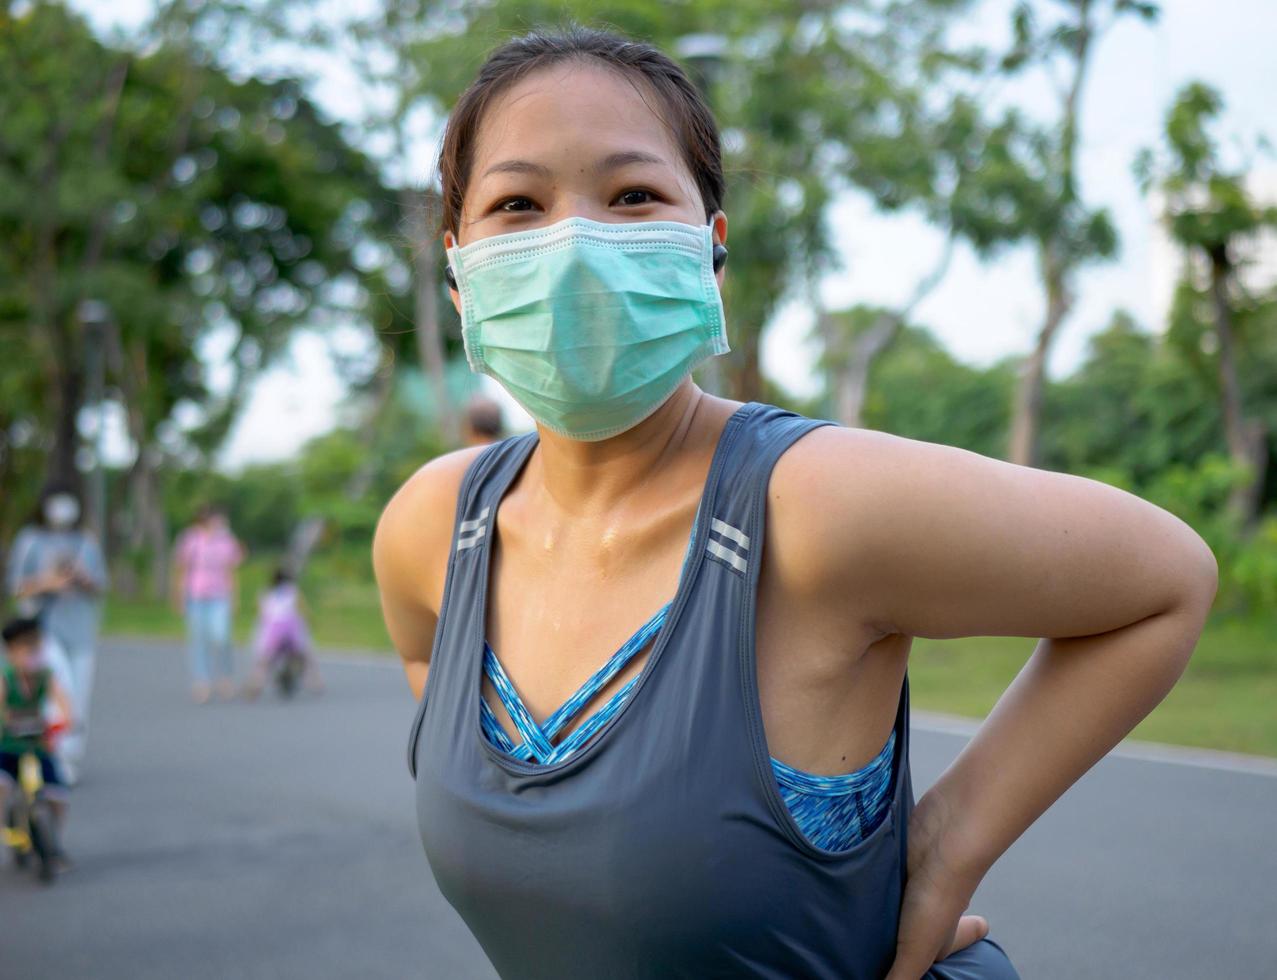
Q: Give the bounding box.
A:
[480,604,670,766]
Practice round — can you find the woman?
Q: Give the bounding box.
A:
[6,483,108,786]
[374,28,1216,979]
[172,504,245,703]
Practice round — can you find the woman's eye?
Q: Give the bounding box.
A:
[496,197,535,213]
[615,189,654,207]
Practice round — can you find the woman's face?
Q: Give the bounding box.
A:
[449,62,726,252]
[43,493,80,529]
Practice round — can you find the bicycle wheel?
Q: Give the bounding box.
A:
[28,801,57,883]
[277,650,301,698]
[7,800,31,869]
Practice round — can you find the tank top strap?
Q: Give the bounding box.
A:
[407,432,538,777]
[697,403,835,583]
[449,432,539,555]
[682,402,914,831]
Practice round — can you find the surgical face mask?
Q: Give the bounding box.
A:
[447,217,730,441]
[43,494,80,528]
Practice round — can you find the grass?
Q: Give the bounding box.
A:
[104,563,1277,757]
[909,617,1277,757]
[102,554,392,651]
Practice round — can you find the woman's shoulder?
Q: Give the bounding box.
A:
[373,446,489,610]
[381,445,491,527]
[766,423,1011,597]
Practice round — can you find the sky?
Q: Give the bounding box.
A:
[75,0,1277,468]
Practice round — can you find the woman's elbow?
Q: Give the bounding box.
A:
[1177,529,1219,616]
[1152,527,1218,678]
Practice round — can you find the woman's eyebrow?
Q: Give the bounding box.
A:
[594,150,666,173]
[480,150,666,181]
[481,159,553,179]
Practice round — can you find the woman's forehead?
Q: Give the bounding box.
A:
[470,62,689,181]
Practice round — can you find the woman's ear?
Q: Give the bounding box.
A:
[443,231,461,315]
[711,211,728,289]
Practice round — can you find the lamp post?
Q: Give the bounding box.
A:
[77,299,110,552]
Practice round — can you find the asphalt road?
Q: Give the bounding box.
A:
[2,638,1274,979]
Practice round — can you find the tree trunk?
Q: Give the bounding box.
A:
[1009,250,1071,466]
[1208,249,1266,523]
[283,348,398,579]
[49,345,83,491]
[106,325,172,599]
[121,445,170,602]
[835,313,900,428]
[826,236,954,428]
[1009,0,1093,467]
[402,188,458,445]
[725,324,765,403]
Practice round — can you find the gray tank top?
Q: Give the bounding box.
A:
[408,402,1018,979]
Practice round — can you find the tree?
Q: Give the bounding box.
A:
[0,2,396,590]
[316,0,994,408]
[999,0,1156,466]
[816,23,1052,427]
[1135,81,1277,523]
[855,317,1015,458]
[1040,309,1222,484]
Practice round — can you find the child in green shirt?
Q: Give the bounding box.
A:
[1,616,74,861]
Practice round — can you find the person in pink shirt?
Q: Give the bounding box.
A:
[171,505,245,703]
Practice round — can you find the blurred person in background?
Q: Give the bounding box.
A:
[172,504,245,704]
[462,394,505,447]
[1,615,74,870]
[375,27,1216,980]
[6,483,106,785]
[242,568,324,698]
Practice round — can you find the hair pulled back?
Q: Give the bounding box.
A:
[437,26,724,235]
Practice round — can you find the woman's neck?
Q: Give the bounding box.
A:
[529,380,715,518]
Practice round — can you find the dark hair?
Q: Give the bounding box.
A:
[465,396,504,439]
[34,481,83,530]
[437,26,724,235]
[195,502,225,523]
[2,616,42,648]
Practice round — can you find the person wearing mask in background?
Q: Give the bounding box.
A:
[172,504,245,704]
[462,395,505,447]
[6,483,107,786]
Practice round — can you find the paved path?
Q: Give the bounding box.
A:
[2,639,1274,978]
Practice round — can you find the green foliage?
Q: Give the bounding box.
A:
[1141,81,1277,258]
[331,0,999,399]
[0,1,397,552]
[158,369,450,570]
[1042,310,1222,481]
[859,321,1014,458]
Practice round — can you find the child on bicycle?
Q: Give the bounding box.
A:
[242,569,324,698]
[1,616,74,866]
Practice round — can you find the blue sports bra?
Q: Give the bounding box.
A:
[479,602,896,851]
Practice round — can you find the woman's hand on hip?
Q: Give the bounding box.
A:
[885,788,991,980]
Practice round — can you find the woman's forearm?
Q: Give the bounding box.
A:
[15,573,55,599]
[925,593,1214,881]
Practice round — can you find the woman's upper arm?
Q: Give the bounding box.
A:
[81,534,108,590]
[776,427,1217,642]
[6,528,34,594]
[373,447,485,697]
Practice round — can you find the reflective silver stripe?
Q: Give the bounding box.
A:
[459,507,491,534]
[457,527,487,551]
[710,518,750,551]
[706,539,748,573]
